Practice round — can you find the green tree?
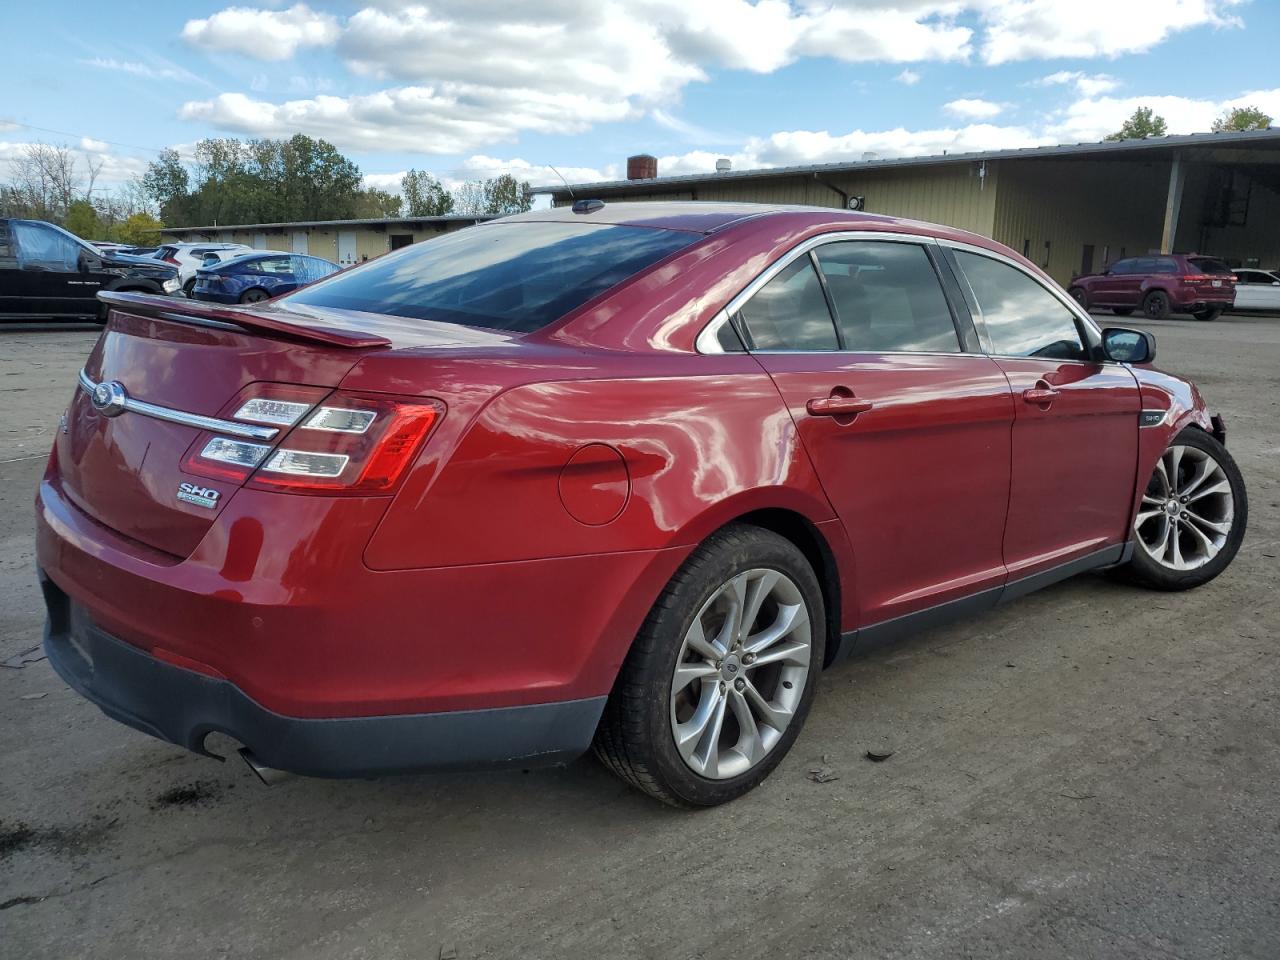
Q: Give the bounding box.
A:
[353,188,403,218]
[142,148,191,223]
[402,169,454,216]
[1211,105,1273,133]
[64,199,102,239]
[454,174,533,216]
[115,211,164,246]
[1105,107,1168,141]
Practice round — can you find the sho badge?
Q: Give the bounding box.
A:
[177,482,220,509]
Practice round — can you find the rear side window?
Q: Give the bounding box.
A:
[953,251,1088,361]
[1154,258,1179,274]
[0,222,11,260]
[291,255,338,284]
[735,258,838,351]
[286,222,699,333]
[1188,256,1233,275]
[815,241,959,353]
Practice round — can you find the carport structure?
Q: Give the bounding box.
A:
[536,129,1280,285]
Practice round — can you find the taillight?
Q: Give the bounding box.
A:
[248,392,440,494]
[180,385,442,493]
[164,256,180,266]
[1182,274,1209,282]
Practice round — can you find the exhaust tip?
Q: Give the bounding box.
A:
[239,747,292,786]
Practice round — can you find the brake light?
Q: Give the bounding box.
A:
[247,392,441,494]
[1182,274,1209,282]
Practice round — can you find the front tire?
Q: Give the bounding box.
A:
[1143,290,1171,320]
[593,524,826,806]
[1069,287,1088,309]
[182,278,197,298]
[1123,428,1247,591]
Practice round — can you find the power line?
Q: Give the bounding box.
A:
[0,119,199,162]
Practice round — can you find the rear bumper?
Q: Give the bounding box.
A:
[41,574,606,776]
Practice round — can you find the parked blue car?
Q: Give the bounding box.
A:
[190,252,340,304]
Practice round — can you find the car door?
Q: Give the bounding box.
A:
[947,246,1140,585]
[733,236,1014,630]
[0,220,20,319]
[9,220,94,318]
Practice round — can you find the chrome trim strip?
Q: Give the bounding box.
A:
[77,369,279,441]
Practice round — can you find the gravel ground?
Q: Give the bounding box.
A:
[1,312,1278,959]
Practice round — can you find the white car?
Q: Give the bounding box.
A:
[1231,268,1280,312]
[154,242,256,296]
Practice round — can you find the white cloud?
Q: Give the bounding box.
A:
[944,98,1006,120]
[1046,87,1280,142]
[978,0,1243,64]
[79,137,110,153]
[177,0,1251,157]
[81,56,209,86]
[1035,70,1120,97]
[182,3,339,60]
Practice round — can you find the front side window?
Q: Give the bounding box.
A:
[815,241,959,353]
[1109,259,1134,275]
[12,221,85,271]
[953,250,1088,361]
[287,221,699,333]
[734,257,838,351]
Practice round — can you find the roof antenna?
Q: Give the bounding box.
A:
[547,164,575,201]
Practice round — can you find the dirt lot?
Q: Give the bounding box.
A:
[2,313,1278,959]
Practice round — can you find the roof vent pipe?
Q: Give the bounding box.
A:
[715,158,732,173]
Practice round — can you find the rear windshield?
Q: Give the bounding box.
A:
[284,222,700,333]
[1188,256,1233,275]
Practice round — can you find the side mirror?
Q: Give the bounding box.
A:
[1101,327,1156,364]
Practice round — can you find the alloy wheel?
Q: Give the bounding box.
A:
[669,568,812,780]
[1134,444,1235,571]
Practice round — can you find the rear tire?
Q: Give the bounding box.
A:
[1142,290,1171,320]
[1193,306,1224,322]
[1112,307,1134,317]
[1120,428,1247,591]
[239,288,269,304]
[593,523,826,807]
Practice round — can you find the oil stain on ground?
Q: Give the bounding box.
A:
[151,780,225,810]
[0,817,116,861]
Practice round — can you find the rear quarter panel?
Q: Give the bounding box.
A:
[359,352,839,570]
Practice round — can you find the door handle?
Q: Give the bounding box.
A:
[806,396,874,417]
[1021,384,1059,405]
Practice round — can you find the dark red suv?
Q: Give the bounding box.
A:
[37,203,1248,806]
[1069,254,1236,321]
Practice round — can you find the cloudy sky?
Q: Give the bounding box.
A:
[4,0,1279,199]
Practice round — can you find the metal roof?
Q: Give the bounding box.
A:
[534,128,1280,197]
[159,214,497,234]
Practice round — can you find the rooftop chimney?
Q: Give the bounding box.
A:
[627,154,658,180]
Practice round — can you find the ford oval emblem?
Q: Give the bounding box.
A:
[91,380,128,418]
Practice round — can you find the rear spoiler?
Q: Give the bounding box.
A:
[97,291,392,350]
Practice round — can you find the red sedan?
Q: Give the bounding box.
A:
[36,203,1248,806]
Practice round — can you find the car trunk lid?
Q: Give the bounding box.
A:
[56,296,396,558]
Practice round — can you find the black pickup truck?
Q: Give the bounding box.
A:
[0,218,178,322]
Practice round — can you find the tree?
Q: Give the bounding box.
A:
[454,174,533,216]
[3,143,101,223]
[115,212,165,246]
[142,148,191,223]
[402,169,454,216]
[64,200,103,240]
[1212,105,1272,133]
[1106,107,1167,141]
[353,188,403,218]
